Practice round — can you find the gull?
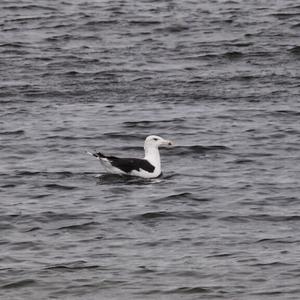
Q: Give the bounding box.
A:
[88,135,173,178]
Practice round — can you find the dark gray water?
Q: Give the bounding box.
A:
[1,0,300,299]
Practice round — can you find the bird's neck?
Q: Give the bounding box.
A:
[144,146,161,169]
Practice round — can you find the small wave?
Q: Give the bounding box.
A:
[15,171,42,176]
[272,109,300,117]
[0,222,14,230]
[128,20,161,26]
[136,211,172,219]
[206,253,233,258]
[271,12,300,20]
[57,221,99,231]
[1,48,30,55]
[133,266,156,274]
[64,70,79,76]
[46,265,98,271]
[85,20,118,26]
[219,215,250,223]
[135,210,210,221]
[251,261,292,267]
[31,194,50,199]
[122,118,185,128]
[15,171,74,180]
[156,24,190,33]
[96,173,155,185]
[255,238,297,244]
[0,129,25,136]
[161,173,181,180]
[164,286,210,294]
[46,261,100,271]
[132,76,154,82]
[1,183,17,188]
[222,51,244,59]
[220,214,300,223]
[44,34,73,42]
[0,42,27,48]
[167,145,229,156]
[231,159,254,164]
[289,46,300,55]
[229,42,253,47]
[1,279,36,289]
[264,196,299,206]
[46,134,96,140]
[4,4,57,11]
[291,23,300,28]
[103,132,145,141]
[251,291,287,296]
[245,152,275,157]
[230,75,256,81]
[187,51,244,61]
[154,192,211,203]
[24,226,40,232]
[37,211,91,223]
[45,183,77,190]
[10,241,36,250]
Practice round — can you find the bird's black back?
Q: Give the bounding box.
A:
[108,157,155,173]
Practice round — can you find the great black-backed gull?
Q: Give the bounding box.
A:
[88,135,173,178]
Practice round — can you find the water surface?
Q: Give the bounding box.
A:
[1,0,300,299]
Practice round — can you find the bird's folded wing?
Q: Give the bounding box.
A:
[108,157,155,173]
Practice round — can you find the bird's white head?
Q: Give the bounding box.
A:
[144,135,173,150]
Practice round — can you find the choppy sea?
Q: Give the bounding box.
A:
[1,0,300,299]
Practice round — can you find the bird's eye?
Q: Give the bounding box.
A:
[153,138,158,141]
